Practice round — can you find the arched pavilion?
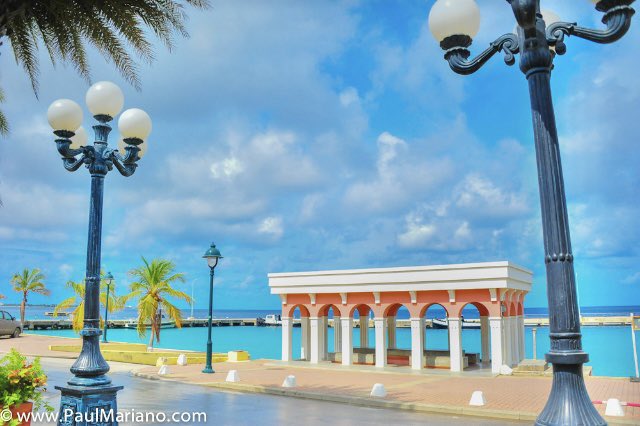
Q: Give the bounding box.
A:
[268,261,532,374]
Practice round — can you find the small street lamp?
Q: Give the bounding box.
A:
[47,81,151,424]
[202,242,223,374]
[428,1,635,425]
[102,272,114,344]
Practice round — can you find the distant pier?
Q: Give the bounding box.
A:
[22,315,632,331]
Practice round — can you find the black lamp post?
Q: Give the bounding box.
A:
[47,81,152,424]
[428,1,634,424]
[202,242,223,374]
[102,272,114,344]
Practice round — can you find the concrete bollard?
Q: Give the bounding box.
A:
[158,365,170,375]
[282,375,297,388]
[605,399,625,417]
[177,354,188,366]
[155,357,168,367]
[370,383,387,398]
[226,370,240,383]
[469,390,486,406]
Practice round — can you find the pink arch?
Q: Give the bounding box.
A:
[420,303,449,318]
[285,304,310,318]
[455,301,490,317]
[317,304,342,317]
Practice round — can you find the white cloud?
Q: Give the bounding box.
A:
[258,216,284,239]
[397,213,436,249]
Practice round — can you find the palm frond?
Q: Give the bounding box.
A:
[3,0,210,97]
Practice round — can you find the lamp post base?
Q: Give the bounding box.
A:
[202,366,215,374]
[535,364,605,426]
[55,383,123,426]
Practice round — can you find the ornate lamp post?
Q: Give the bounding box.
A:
[428,1,634,425]
[102,272,114,344]
[202,243,223,374]
[47,81,152,424]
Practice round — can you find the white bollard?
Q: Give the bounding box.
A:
[282,375,296,388]
[226,370,240,383]
[155,357,168,367]
[605,399,625,417]
[177,354,188,366]
[469,390,486,406]
[370,383,387,398]
[158,365,170,375]
[500,365,513,375]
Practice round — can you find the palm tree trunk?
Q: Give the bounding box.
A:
[20,291,27,323]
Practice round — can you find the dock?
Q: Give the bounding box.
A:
[22,315,632,331]
[23,317,264,330]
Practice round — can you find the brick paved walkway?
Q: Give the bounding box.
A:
[3,334,639,424]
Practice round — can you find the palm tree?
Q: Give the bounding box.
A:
[128,257,191,348]
[53,274,127,332]
[0,0,209,135]
[10,268,49,323]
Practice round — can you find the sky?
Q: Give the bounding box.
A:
[0,1,638,310]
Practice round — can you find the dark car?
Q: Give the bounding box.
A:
[0,310,22,338]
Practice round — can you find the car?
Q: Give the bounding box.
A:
[0,310,22,338]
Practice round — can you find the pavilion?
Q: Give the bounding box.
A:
[268,261,532,374]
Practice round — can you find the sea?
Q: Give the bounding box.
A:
[2,305,639,378]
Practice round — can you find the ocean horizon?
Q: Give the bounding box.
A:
[2,304,639,320]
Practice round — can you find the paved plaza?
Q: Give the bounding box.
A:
[2,334,639,424]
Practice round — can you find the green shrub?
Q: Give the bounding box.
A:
[0,349,54,421]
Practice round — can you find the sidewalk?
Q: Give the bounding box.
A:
[3,334,639,424]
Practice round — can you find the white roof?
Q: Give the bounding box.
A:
[268,261,532,294]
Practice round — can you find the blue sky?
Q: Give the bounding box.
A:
[0,1,638,310]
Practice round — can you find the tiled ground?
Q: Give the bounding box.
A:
[3,334,639,423]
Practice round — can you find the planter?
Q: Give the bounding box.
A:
[9,402,33,426]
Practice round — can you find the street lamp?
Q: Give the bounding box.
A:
[428,1,635,425]
[202,242,223,374]
[102,272,114,344]
[47,81,151,423]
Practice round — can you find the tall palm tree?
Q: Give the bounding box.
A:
[10,268,49,323]
[128,257,191,348]
[53,274,127,332]
[0,0,209,135]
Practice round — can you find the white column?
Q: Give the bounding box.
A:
[503,315,512,366]
[480,316,490,365]
[310,317,320,364]
[359,316,369,348]
[448,317,464,372]
[489,317,504,374]
[341,317,353,366]
[281,317,293,362]
[319,316,327,361]
[410,318,425,370]
[387,316,397,349]
[334,316,342,353]
[511,316,520,365]
[300,317,310,360]
[518,315,525,362]
[374,317,387,368]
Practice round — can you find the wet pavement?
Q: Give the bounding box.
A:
[37,358,524,425]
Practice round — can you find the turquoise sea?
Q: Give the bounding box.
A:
[11,305,638,378]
